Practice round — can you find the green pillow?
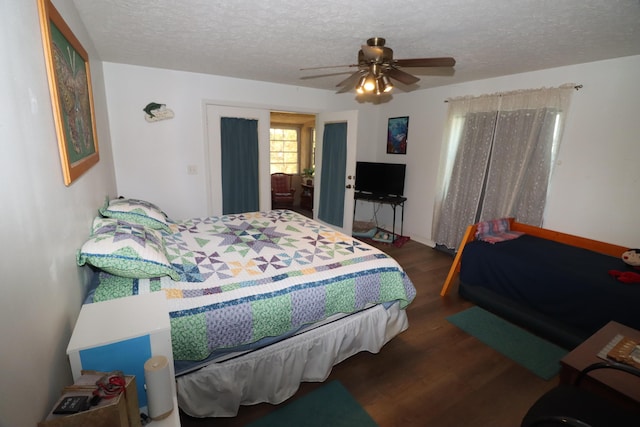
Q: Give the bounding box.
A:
[78,219,179,280]
[99,198,170,232]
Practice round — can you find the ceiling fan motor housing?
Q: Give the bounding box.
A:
[366,37,386,47]
[360,37,394,67]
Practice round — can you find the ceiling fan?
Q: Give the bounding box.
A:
[301,37,456,95]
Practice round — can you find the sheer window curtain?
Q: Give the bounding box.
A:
[432,85,575,251]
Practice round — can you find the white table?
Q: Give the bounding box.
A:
[67,292,180,426]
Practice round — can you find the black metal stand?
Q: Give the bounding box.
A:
[353,192,407,240]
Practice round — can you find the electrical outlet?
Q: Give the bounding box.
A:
[187,165,198,175]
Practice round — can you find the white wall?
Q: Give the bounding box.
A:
[0,1,117,426]
[103,63,371,220]
[105,55,640,249]
[379,55,640,248]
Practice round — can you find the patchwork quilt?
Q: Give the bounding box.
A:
[92,210,416,362]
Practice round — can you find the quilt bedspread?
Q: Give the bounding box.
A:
[92,210,416,361]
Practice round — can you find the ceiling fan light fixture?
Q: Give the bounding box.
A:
[355,74,367,94]
[381,75,393,93]
[375,77,386,95]
[363,72,376,92]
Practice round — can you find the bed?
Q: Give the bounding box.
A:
[439,218,638,349]
[78,199,416,417]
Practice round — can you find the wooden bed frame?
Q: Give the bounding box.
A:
[440,218,628,296]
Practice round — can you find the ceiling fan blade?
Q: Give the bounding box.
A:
[300,64,357,71]
[399,66,456,77]
[394,57,456,68]
[387,68,420,85]
[335,71,365,93]
[336,70,363,87]
[300,71,354,80]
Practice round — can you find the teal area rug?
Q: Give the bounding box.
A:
[246,381,378,427]
[447,306,568,380]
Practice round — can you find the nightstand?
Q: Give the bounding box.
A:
[67,292,181,426]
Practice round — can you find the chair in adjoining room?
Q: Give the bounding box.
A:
[271,173,296,208]
[521,361,640,427]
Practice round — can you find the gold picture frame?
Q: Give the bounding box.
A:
[38,0,99,186]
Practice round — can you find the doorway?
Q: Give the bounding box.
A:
[270,111,316,217]
[205,105,358,234]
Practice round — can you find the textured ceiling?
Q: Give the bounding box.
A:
[72,0,640,93]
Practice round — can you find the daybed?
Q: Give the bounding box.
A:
[78,199,416,417]
[440,218,638,349]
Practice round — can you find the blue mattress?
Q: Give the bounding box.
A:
[459,234,640,348]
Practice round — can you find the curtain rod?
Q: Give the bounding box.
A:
[444,84,583,102]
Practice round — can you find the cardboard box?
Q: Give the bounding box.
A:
[39,371,143,427]
[63,371,141,427]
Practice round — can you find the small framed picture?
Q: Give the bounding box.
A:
[387,116,409,154]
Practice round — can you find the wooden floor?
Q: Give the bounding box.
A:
[180,239,557,427]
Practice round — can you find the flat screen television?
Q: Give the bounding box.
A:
[355,162,406,197]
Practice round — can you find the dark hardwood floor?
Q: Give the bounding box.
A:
[180,239,557,427]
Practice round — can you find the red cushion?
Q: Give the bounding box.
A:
[272,175,291,193]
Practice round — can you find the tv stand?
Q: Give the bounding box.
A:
[354,192,407,241]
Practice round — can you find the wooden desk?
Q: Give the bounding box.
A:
[560,321,640,406]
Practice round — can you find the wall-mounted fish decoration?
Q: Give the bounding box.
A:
[143,102,174,122]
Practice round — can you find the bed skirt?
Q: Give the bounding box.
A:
[176,302,408,417]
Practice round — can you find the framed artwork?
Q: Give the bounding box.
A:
[38,0,99,186]
[387,116,409,154]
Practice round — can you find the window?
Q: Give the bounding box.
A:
[270,127,299,174]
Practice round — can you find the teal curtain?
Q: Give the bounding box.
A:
[221,117,259,214]
[318,122,347,227]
